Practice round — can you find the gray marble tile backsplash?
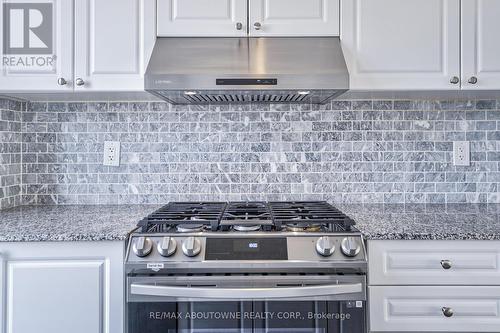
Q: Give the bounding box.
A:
[1,98,499,207]
[0,98,23,209]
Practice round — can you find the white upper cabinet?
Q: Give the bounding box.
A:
[74,0,155,91]
[0,0,154,93]
[461,0,500,90]
[0,0,73,92]
[342,0,461,90]
[157,0,339,37]
[157,0,248,36]
[249,0,339,36]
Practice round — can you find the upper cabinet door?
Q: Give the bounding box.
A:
[0,0,73,92]
[249,0,339,36]
[342,0,461,90]
[461,0,500,90]
[157,0,247,37]
[74,0,155,91]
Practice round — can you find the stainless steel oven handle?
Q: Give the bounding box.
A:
[130,283,362,299]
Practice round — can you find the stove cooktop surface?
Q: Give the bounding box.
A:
[137,201,356,234]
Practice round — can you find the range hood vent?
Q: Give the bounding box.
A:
[145,37,349,105]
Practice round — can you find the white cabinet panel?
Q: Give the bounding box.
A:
[7,261,103,333]
[341,0,461,90]
[0,241,123,333]
[0,0,73,92]
[74,0,155,91]
[461,0,500,90]
[157,0,247,36]
[368,240,500,286]
[370,286,500,332]
[249,0,339,36]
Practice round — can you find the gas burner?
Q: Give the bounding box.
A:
[186,216,210,221]
[226,212,268,220]
[176,224,204,233]
[233,225,261,232]
[285,223,322,232]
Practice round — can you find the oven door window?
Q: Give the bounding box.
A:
[128,301,254,333]
[127,301,365,333]
[253,301,365,333]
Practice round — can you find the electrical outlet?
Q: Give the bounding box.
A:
[453,141,470,166]
[103,141,120,166]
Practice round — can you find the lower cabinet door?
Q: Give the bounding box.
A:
[0,241,123,333]
[369,286,500,332]
[6,260,105,333]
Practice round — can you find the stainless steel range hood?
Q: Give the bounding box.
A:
[145,37,349,105]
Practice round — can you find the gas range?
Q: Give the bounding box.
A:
[126,201,366,271]
[125,201,367,333]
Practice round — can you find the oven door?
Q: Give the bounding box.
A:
[127,274,366,333]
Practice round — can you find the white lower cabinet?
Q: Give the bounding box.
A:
[368,240,500,332]
[368,240,500,286]
[370,286,500,332]
[0,241,124,333]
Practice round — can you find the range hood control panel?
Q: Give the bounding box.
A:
[216,78,277,85]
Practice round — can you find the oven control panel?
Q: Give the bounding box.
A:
[127,235,365,263]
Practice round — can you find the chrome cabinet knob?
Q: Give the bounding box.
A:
[182,237,201,257]
[468,76,478,84]
[236,22,243,30]
[450,76,460,84]
[316,236,335,257]
[341,237,361,257]
[57,78,67,86]
[132,237,153,257]
[157,237,177,257]
[253,22,262,30]
[75,78,85,86]
[442,307,454,317]
[440,259,452,270]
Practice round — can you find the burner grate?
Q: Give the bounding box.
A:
[269,201,355,232]
[138,202,226,232]
[219,201,274,231]
[136,201,356,233]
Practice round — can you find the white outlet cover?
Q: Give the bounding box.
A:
[453,141,470,166]
[103,141,120,166]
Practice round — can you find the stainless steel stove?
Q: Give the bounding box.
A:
[126,201,367,333]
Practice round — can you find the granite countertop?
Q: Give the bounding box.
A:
[338,204,500,241]
[0,205,161,242]
[1,204,500,242]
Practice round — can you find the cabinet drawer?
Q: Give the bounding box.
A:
[368,240,500,285]
[370,286,500,332]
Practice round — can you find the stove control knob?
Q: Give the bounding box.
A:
[132,237,153,257]
[182,237,201,257]
[157,237,177,257]
[341,237,361,257]
[316,236,335,257]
